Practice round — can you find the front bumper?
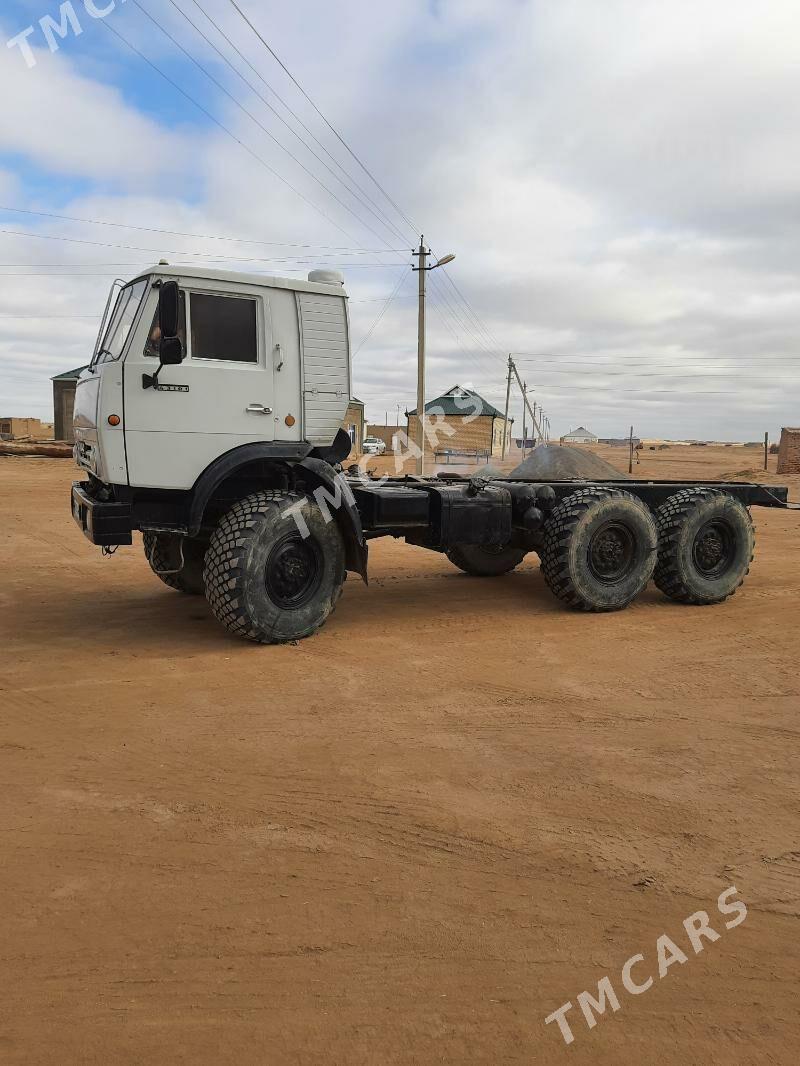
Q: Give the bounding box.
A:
[72,482,133,547]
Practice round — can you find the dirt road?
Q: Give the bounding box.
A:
[1,450,799,1064]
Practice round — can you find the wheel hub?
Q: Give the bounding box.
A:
[692,520,734,577]
[588,522,636,583]
[265,534,322,609]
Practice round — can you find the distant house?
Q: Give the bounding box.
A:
[341,397,365,455]
[599,437,641,448]
[407,385,513,460]
[0,417,53,441]
[561,426,598,444]
[52,365,89,442]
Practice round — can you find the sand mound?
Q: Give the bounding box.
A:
[473,464,505,480]
[509,444,629,480]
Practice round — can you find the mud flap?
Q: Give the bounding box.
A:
[298,457,369,584]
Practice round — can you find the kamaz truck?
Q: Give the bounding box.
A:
[71,264,791,643]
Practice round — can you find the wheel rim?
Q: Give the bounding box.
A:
[265,533,323,609]
[480,543,508,556]
[692,519,736,577]
[587,521,637,584]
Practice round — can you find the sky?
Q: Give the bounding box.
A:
[0,0,799,440]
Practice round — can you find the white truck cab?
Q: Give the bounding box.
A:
[71,263,370,644]
[74,264,352,491]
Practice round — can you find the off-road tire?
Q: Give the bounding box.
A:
[143,532,207,595]
[446,542,528,576]
[654,488,755,605]
[203,490,345,644]
[541,487,658,611]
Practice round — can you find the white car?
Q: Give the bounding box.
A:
[362,437,387,455]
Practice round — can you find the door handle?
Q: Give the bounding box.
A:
[246,404,273,415]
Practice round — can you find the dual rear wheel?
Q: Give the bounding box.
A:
[538,486,754,612]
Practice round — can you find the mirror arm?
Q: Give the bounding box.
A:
[142,364,164,390]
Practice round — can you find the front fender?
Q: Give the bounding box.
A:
[298,457,368,584]
[187,442,312,535]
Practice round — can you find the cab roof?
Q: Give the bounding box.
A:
[129,264,348,298]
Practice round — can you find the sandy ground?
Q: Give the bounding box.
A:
[1,447,799,1065]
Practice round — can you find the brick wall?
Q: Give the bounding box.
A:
[777,427,800,474]
[0,417,49,440]
[407,414,507,459]
[366,425,402,451]
[341,402,364,457]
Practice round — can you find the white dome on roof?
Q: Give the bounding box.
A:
[308,269,345,286]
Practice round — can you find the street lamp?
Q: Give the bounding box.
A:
[412,237,456,475]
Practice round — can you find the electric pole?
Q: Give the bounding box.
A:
[521,382,528,460]
[415,237,429,475]
[502,355,513,460]
[412,237,456,476]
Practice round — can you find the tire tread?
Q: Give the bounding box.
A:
[653,487,754,604]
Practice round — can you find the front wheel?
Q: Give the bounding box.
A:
[203,491,346,644]
[446,542,528,576]
[541,488,658,611]
[654,488,754,605]
[143,532,207,595]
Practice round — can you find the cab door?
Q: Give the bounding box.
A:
[124,281,274,490]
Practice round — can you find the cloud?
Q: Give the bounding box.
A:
[1,0,800,442]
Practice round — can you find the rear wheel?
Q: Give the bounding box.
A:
[203,490,345,644]
[541,488,657,611]
[446,542,528,576]
[143,532,207,595]
[654,488,754,604]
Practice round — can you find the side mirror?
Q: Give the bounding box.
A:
[159,334,184,365]
[159,280,181,338]
[143,280,184,388]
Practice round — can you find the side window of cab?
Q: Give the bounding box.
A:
[189,293,258,363]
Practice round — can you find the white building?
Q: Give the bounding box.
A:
[561,426,599,444]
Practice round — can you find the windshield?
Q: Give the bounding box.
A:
[93,279,148,367]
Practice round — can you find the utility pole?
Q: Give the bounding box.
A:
[521,382,528,460]
[532,400,537,446]
[629,425,635,474]
[412,238,456,476]
[502,355,513,460]
[764,431,769,471]
[415,237,429,475]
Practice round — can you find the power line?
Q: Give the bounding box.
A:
[0,227,408,266]
[127,0,406,253]
[353,267,411,357]
[100,17,366,247]
[427,273,505,369]
[0,205,401,253]
[513,367,800,377]
[224,0,419,238]
[171,0,413,249]
[531,383,764,394]
[425,291,503,385]
[430,253,507,356]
